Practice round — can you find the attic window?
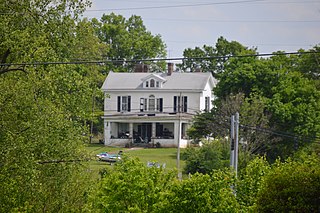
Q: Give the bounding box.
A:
[146,81,149,87]
[156,81,160,87]
[150,79,155,87]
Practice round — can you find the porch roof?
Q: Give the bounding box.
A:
[102,112,194,122]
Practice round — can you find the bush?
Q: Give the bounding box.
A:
[182,139,230,174]
[236,156,271,210]
[93,156,176,212]
[254,155,320,212]
[156,169,239,212]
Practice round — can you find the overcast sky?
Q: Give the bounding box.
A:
[82,0,320,58]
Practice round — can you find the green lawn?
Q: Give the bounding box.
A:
[86,143,185,173]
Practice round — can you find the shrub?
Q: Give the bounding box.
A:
[156,169,239,212]
[182,139,230,174]
[254,155,320,212]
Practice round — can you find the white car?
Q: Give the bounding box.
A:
[97,151,122,163]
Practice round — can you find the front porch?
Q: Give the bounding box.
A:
[104,120,190,148]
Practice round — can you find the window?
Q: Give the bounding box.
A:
[150,79,155,87]
[173,96,188,112]
[140,98,148,112]
[149,95,155,111]
[140,96,162,112]
[205,96,210,112]
[117,96,131,112]
[144,98,147,111]
[156,98,163,112]
[156,81,160,88]
[145,81,149,87]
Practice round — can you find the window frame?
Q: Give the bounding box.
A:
[173,96,188,113]
[117,95,131,112]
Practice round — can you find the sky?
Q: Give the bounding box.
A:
[82,0,320,59]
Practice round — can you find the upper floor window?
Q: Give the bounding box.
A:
[173,96,188,113]
[205,96,210,112]
[140,96,163,112]
[117,96,131,112]
[143,77,164,88]
[150,79,155,87]
[149,95,155,111]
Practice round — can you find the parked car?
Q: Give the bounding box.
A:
[96,151,122,163]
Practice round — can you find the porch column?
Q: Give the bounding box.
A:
[152,122,156,138]
[174,120,182,148]
[104,120,111,146]
[129,123,133,144]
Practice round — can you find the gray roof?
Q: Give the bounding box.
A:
[101,71,216,91]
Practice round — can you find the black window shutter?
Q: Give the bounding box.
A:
[117,96,121,112]
[184,96,188,112]
[128,96,131,112]
[173,96,177,112]
[159,98,163,112]
[140,98,144,112]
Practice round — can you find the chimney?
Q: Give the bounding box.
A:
[167,62,174,76]
[134,64,149,72]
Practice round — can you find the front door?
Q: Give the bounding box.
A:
[138,123,152,143]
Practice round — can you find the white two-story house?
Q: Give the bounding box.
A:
[101,63,217,148]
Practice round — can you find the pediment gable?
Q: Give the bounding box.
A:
[141,73,166,82]
[141,73,166,88]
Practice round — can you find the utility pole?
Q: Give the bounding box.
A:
[177,92,182,180]
[90,89,95,144]
[230,112,239,178]
[234,112,239,178]
[230,115,235,168]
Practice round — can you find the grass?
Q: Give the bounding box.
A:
[85,143,185,174]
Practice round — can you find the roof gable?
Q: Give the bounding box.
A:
[141,73,166,82]
[101,71,217,91]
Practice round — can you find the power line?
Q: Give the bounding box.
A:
[85,0,268,12]
[146,18,320,23]
[84,0,320,12]
[1,51,319,67]
[240,124,320,143]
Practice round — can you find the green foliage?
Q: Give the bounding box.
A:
[90,151,320,212]
[180,36,257,75]
[185,37,320,160]
[217,50,320,159]
[182,139,230,174]
[93,156,176,213]
[157,170,239,212]
[188,93,275,161]
[295,46,320,80]
[254,156,320,212]
[187,111,216,141]
[236,156,271,210]
[0,0,103,211]
[92,13,167,72]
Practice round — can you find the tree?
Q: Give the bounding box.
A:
[181,139,230,175]
[157,170,239,212]
[184,36,320,160]
[93,157,176,212]
[255,156,320,212]
[295,46,320,80]
[91,13,167,72]
[179,36,257,76]
[236,156,271,210]
[0,0,103,211]
[188,93,277,159]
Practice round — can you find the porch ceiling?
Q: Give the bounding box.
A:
[102,113,194,122]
